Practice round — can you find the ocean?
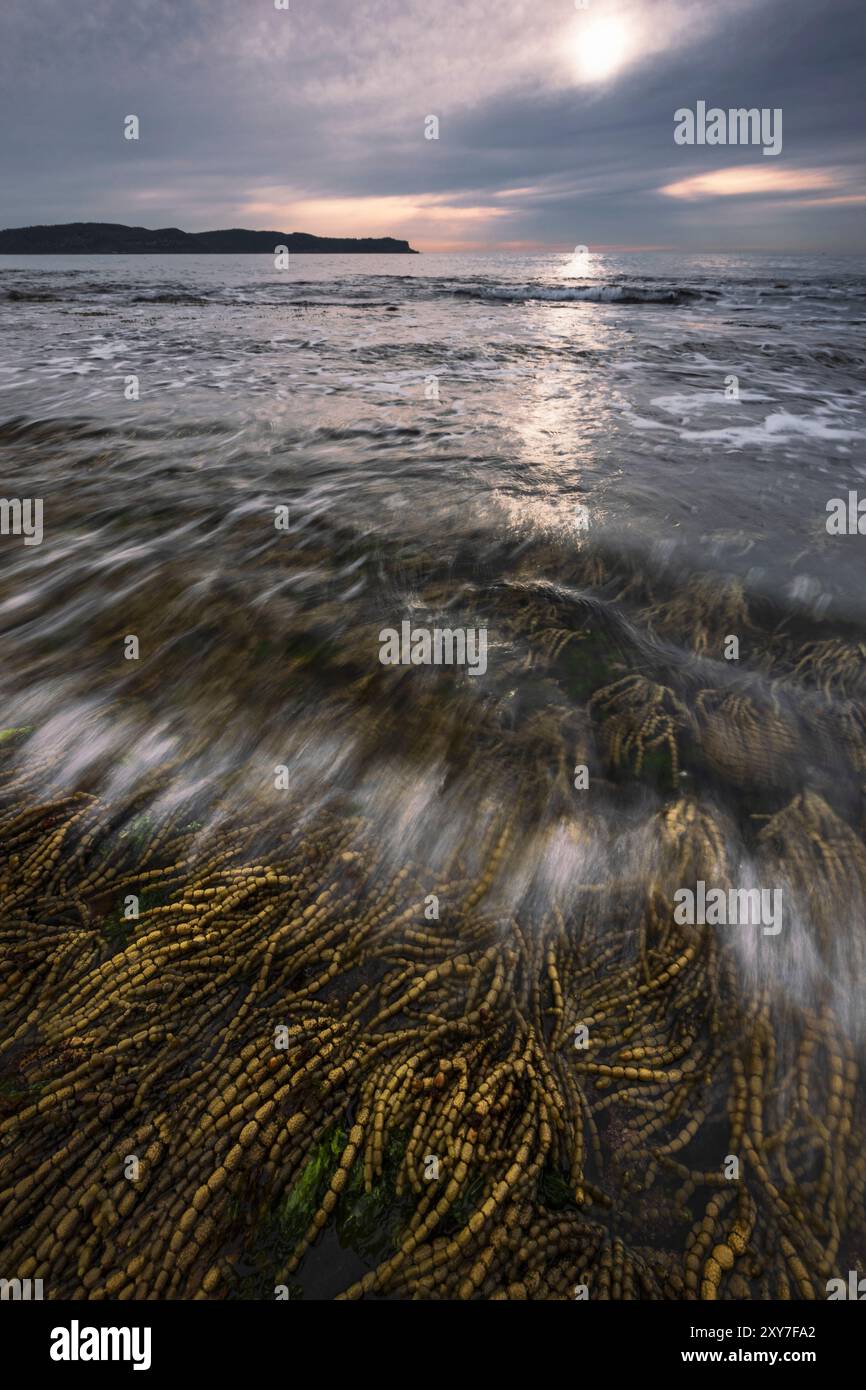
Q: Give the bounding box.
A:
[2,249,866,1299]
[3,250,866,857]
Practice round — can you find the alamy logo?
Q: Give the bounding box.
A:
[674,102,782,156]
[826,491,866,535]
[379,620,488,675]
[0,497,43,545]
[50,1320,152,1371]
[826,1271,866,1299]
[674,881,783,935]
[0,1277,43,1299]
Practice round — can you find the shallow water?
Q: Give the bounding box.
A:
[3,249,865,601]
[2,251,866,876]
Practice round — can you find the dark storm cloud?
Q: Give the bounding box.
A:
[0,0,863,249]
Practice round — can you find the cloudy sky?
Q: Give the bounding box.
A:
[1,0,864,251]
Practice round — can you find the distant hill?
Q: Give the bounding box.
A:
[0,222,419,254]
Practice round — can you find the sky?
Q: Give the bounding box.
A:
[1,0,864,252]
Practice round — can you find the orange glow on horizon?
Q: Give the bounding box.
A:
[240,191,511,250]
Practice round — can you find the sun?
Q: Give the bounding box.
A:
[574,15,634,83]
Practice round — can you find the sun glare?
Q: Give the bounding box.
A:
[575,16,633,83]
[565,243,593,276]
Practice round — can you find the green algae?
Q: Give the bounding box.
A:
[336,1131,414,1261]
